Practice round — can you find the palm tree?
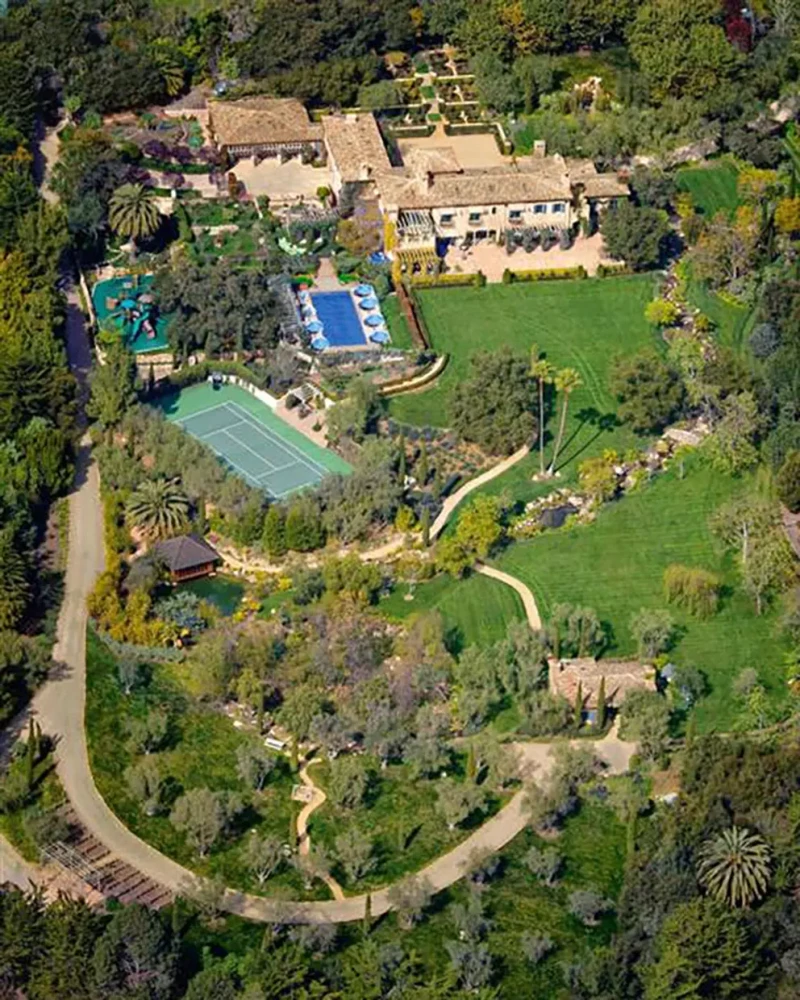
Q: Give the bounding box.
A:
[126,479,189,540]
[547,368,583,476]
[531,357,556,477]
[697,826,771,908]
[108,183,161,244]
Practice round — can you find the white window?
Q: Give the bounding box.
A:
[468,211,482,223]
[533,204,547,215]
[552,203,566,214]
[440,213,454,224]
[508,209,523,221]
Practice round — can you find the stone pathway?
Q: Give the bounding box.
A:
[295,757,345,901]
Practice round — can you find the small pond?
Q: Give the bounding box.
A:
[178,575,245,616]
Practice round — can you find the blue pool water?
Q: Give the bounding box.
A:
[310,291,367,347]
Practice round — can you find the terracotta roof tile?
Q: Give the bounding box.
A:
[210,97,322,148]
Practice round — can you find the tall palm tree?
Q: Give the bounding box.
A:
[697,826,771,908]
[531,357,556,477]
[108,183,161,243]
[126,479,189,540]
[547,368,583,476]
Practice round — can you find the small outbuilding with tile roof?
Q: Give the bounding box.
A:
[154,533,222,583]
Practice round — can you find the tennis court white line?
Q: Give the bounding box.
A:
[225,401,331,479]
[177,397,335,494]
[202,431,267,488]
[217,428,281,474]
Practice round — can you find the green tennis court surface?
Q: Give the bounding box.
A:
[155,383,350,498]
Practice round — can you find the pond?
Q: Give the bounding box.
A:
[178,575,245,616]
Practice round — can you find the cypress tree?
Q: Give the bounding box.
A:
[363,892,372,937]
[25,718,35,791]
[417,440,429,485]
[263,506,287,561]
[290,735,299,773]
[432,467,443,498]
[421,506,431,548]
[466,742,477,781]
[398,434,407,483]
[147,362,156,395]
[573,681,583,728]
[289,803,297,850]
[596,675,607,729]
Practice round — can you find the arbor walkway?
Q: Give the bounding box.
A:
[296,758,345,901]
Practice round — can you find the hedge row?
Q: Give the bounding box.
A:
[502,266,588,283]
[139,157,214,175]
[89,623,186,663]
[410,271,487,288]
[156,360,271,392]
[596,263,632,278]
[380,354,449,397]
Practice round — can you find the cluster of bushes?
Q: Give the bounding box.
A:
[502,265,588,283]
[596,262,633,278]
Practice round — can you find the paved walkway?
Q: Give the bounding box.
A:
[430,443,530,540]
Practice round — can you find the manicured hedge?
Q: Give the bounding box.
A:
[502,266,588,283]
[596,263,632,278]
[139,157,213,175]
[410,271,486,288]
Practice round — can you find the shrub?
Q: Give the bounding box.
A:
[644,298,681,327]
[663,563,722,618]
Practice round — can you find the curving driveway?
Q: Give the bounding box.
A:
[21,287,626,925]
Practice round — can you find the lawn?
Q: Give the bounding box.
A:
[85,631,327,899]
[676,160,740,218]
[382,293,415,350]
[389,276,658,507]
[369,799,625,999]
[687,275,755,353]
[378,571,525,653]
[495,456,790,732]
[309,753,504,891]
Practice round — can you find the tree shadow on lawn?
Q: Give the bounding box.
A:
[554,407,619,474]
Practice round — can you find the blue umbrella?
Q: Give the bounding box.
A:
[370,330,390,344]
[354,284,374,296]
[311,334,330,351]
[306,320,324,334]
[358,297,380,310]
[364,313,384,328]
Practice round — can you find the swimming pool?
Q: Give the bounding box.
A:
[310,291,367,347]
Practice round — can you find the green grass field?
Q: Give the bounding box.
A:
[389,276,657,508]
[676,160,741,218]
[310,753,503,891]
[495,457,790,732]
[381,293,415,350]
[687,276,755,353]
[370,800,625,999]
[378,571,525,652]
[85,631,328,900]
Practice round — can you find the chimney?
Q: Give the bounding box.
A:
[533,139,547,158]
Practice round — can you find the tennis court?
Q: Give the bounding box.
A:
[155,383,350,498]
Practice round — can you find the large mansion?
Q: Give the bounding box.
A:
[205,96,629,261]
